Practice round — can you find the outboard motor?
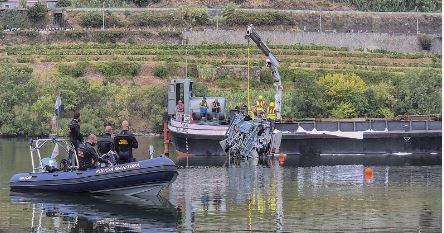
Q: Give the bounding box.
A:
[41,157,58,173]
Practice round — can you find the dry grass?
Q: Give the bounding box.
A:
[152,0,353,10]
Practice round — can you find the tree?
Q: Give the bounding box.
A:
[289,69,326,118]
[27,3,47,21]
[394,69,441,115]
[316,73,368,118]
[0,66,37,134]
[222,2,239,20]
[365,81,396,118]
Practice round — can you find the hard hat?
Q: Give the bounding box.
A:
[258,95,263,100]
[270,102,275,107]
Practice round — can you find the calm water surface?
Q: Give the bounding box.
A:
[0,137,441,232]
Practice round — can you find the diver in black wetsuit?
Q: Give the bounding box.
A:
[114,120,138,164]
[69,112,83,151]
[77,134,111,170]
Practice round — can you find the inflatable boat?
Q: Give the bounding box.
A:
[10,138,178,196]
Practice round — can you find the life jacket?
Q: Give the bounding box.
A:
[115,134,132,153]
[267,106,276,120]
[200,100,208,108]
[114,130,138,163]
[256,99,265,111]
[200,100,208,114]
[212,101,220,113]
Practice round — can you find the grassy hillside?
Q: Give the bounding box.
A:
[68,0,442,12]
[0,6,441,34]
[0,42,441,136]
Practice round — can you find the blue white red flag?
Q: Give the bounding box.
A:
[55,96,62,116]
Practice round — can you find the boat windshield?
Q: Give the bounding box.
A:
[28,138,79,173]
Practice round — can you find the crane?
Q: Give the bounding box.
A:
[246,24,283,120]
[219,25,284,164]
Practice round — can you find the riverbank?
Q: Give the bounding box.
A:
[0,40,440,136]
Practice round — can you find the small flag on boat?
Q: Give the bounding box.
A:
[55,96,62,116]
[51,143,59,159]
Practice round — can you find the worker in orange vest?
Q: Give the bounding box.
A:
[267,101,277,129]
[267,102,276,120]
[255,95,265,117]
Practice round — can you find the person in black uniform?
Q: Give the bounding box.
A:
[69,112,83,150]
[114,120,138,164]
[97,125,118,165]
[97,125,114,155]
[77,134,111,170]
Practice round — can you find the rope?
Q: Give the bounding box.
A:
[247,38,253,121]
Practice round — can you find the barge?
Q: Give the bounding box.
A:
[167,79,441,165]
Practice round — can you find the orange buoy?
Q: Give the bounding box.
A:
[278,152,285,167]
[279,152,285,162]
[364,167,373,182]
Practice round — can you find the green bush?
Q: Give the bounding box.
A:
[0,10,32,29]
[222,3,238,20]
[70,0,132,7]
[223,9,294,26]
[131,12,177,27]
[336,0,441,12]
[56,0,72,7]
[154,64,168,78]
[58,62,87,77]
[178,5,210,26]
[418,34,432,50]
[27,3,47,21]
[16,30,39,38]
[96,61,141,77]
[158,31,182,39]
[16,56,34,63]
[92,31,124,43]
[132,0,160,7]
[80,12,122,28]
[141,31,154,37]
[65,31,87,40]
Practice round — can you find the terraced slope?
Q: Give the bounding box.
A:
[1,43,440,88]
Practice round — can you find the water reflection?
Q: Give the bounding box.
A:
[168,163,441,232]
[9,192,178,233]
[1,138,441,232]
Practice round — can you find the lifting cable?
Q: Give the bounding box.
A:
[247,38,253,121]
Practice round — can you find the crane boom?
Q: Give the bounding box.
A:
[246,24,283,120]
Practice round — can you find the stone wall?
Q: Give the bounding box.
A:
[215,66,262,81]
[184,30,442,53]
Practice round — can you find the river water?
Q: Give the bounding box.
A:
[0,137,441,232]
